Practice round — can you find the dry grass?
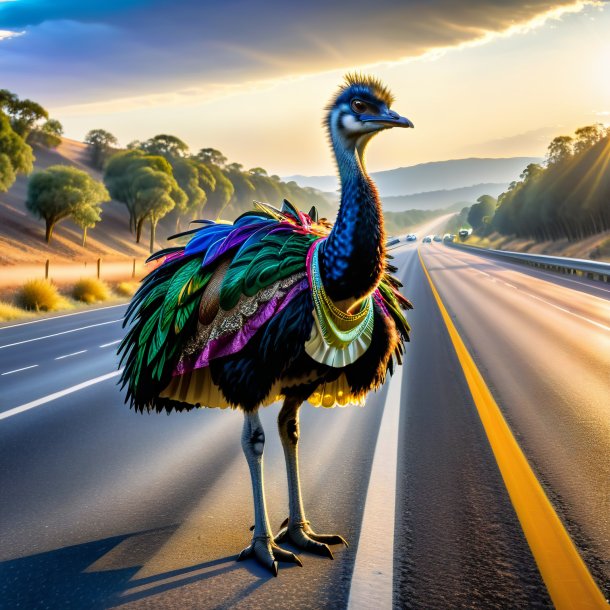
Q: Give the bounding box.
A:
[0,301,33,322]
[72,277,110,304]
[114,281,139,297]
[16,279,66,312]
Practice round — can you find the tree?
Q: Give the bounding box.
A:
[546,135,573,165]
[547,136,574,165]
[85,129,118,169]
[169,157,216,226]
[201,162,234,218]
[196,147,227,167]
[573,124,605,155]
[467,195,497,231]
[104,149,186,250]
[26,165,109,243]
[225,162,255,213]
[249,167,268,177]
[29,119,63,148]
[5,97,48,140]
[141,134,189,158]
[133,167,186,251]
[0,111,34,192]
[72,204,102,247]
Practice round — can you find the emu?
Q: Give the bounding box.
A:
[119,74,413,575]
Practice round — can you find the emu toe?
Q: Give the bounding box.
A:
[237,536,302,576]
[275,520,348,559]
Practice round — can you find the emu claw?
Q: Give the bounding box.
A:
[237,535,302,576]
[275,519,348,559]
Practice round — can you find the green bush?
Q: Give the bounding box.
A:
[72,277,110,304]
[17,279,63,312]
[114,281,139,297]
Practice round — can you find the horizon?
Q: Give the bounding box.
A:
[1,1,609,175]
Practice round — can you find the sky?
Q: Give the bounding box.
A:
[1,0,609,175]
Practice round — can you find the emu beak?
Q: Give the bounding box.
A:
[361,111,414,128]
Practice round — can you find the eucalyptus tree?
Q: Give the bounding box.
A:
[26,165,108,243]
[0,111,34,191]
[104,149,186,250]
[141,134,189,158]
[467,195,497,231]
[85,129,119,168]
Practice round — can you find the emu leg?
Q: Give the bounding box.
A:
[237,410,302,575]
[275,398,348,559]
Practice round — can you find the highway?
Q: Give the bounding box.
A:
[0,236,608,609]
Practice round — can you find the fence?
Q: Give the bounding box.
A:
[0,258,147,290]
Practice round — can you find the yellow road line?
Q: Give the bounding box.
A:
[418,249,608,610]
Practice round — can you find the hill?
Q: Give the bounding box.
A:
[382,183,507,212]
[0,138,151,265]
[285,157,541,198]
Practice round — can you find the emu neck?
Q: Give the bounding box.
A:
[321,143,385,303]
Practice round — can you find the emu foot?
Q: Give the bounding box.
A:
[275,519,349,559]
[237,534,302,576]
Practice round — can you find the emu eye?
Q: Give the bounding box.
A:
[351,99,367,114]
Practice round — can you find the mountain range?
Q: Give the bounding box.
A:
[285,156,541,199]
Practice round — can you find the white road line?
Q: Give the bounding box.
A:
[348,366,403,609]
[99,340,121,348]
[0,303,128,331]
[55,350,87,360]
[520,291,610,332]
[0,370,123,421]
[0,319,123,350]
[1,364,39,376]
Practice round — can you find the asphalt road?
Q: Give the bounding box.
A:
[0,238,608,609]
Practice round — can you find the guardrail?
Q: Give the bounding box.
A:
[445,241,610,283]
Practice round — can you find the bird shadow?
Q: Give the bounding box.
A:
[0,525,286,610]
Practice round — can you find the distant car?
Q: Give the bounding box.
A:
[458,229,472,238]
[422,236,432,243]
[386,237,400,247]
[443,233,455,242]
[406,234,417,241]
[433,235,442,242]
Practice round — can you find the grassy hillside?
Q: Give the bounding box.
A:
[0,138,151,265]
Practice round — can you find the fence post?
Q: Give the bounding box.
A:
[97,258,101,279]
[132,258,136,279]
[45,259,49,280]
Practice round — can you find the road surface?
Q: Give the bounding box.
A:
[0,235,608,609]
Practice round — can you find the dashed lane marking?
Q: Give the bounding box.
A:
[99,340,121,348]
[1,364,39,376]
[0,319,123,349]
[0,370,123,421]
[55,350,87,360]
[419,249,608,610]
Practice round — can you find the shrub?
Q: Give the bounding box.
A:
[114,281,139,297]
[0,301,32,322]
[72,277,110,304]
[16,279,63,312]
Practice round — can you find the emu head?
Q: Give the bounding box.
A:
[326,73,413,161]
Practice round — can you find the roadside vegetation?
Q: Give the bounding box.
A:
[444,124,610,257]
[0,277,143,322]
[72,278,110,304]
[16,279,67,312]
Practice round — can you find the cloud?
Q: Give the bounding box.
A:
[0,0,604,109]
[457,126,563,157]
